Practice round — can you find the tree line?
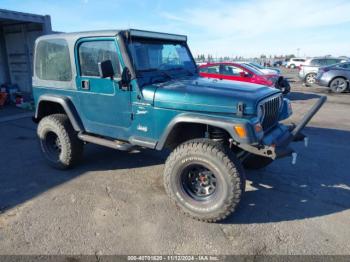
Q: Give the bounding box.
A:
[195,54,297,62]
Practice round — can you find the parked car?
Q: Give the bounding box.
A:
[238,61,281,75]
[273,60,283,67]
[285,58,306,69]
[32,29,325,222]
[199,62,290,94]
[316,62,350,93]
[299,57,348,85]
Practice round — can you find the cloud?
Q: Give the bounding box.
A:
[161,12,188,23]
[163,0,350,37]
[160,0,350,56]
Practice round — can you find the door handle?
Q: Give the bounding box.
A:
[81,80,90,90]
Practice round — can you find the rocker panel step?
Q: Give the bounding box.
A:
[78,133,135,151]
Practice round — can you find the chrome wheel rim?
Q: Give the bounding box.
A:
[331,79,347,92]
[306,74,316,84]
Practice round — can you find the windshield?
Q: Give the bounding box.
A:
[334,62,350,69]
[240,63,264,75]
[249,62,264,69]
[128,39,196,74]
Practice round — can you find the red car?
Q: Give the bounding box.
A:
[199,62,290,94]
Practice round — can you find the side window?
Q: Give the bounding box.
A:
[35,39,72,81]
[326,59,340,65]
[206,66,220,74]
[78,41,120,77]
[221,65,244,76]
[199,67,208,73]
[311,59,321,66]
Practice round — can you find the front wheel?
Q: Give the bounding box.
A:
[164,139,245,222]
[330,77,348,93]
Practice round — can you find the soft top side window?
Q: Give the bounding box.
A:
[35,39,72,81]
[78,40,121,78]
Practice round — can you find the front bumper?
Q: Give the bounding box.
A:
[298,71,306,80]
[234,96,326,161]
[315,76,329,87]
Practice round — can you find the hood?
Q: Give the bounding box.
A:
[264,74,280,84]
[142,77,280,115]
[261,68,280,75]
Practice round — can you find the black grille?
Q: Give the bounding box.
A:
[261,95,281,130]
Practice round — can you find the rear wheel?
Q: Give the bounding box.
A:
[330,77,348,93]
[164,139,245,222]
[37,114,83,169]
[305,73,316,85]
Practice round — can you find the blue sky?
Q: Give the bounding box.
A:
[1,0,350,58]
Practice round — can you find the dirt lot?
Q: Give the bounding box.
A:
[0,69,349,255]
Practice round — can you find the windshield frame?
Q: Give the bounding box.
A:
[126,37,197,77]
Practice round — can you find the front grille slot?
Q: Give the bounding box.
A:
[261,95,281,130]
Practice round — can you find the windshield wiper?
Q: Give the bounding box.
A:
[170,67,195,76]
[137,68,173,87]
[137,68,172,79]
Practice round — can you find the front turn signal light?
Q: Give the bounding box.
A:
[234,125,247,138]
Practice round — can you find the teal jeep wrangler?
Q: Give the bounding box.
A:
[32,29,326,222]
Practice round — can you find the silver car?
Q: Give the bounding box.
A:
[316,62,350,93]
[299,57,347,85]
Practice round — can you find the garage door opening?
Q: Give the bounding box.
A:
[0,9,52,98]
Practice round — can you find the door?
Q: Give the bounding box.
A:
[219,64,252,83]
[199,65,221,79]
[76,38,131,138]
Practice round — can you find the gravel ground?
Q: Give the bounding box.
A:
[0,68,349,255]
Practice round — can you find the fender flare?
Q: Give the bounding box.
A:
[35,95,84,132]
[155,113,256,150]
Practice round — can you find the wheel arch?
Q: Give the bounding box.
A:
[34,95,84,132]
[328,76,349,87]
[155,114,253,150]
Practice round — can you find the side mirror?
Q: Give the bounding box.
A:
[98,60,114,79]
[120,67,132,90]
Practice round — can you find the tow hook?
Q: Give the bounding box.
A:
[304,137,309,147]
[292,152,298,165]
